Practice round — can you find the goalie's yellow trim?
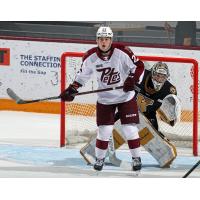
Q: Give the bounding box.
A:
[161,141,177,168]
[139,127,154,145]
[113,129,126,149]
[157,108,171,124]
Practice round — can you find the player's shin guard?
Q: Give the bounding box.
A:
[95,139,109,159]
[94,139,109,171]
[127,138,142,171]
[128,138,141,157]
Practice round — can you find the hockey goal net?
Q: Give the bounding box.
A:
[60,52,199,156]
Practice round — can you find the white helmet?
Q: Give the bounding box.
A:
[96,26,113,38]
[151,62,170,91]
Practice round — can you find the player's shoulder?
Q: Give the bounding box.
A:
[112,43,134,55]
[83,47,98,61]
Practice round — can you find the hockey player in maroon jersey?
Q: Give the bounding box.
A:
[60,26,145,171]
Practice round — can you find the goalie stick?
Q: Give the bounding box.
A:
[6,86,123,104]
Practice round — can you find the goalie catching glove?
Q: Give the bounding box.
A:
[157,94,181,126]
[60,81,82,101]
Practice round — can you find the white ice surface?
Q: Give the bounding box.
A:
[0,111,200,178]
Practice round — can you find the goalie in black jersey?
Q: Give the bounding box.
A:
[80,62,181,168]
[115,61,178,131]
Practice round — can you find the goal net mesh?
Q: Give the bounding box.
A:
[61,53,199,155]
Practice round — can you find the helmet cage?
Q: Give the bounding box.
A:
[151,62,170,78]
[151,62,170,91]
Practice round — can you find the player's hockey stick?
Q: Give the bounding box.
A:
[7,88,59,104]
[7,86,123,104]
[182,160,200,178]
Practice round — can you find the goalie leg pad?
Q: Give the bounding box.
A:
[80,113,177,168]
[113,129,126,149]
[139,113,177,167]
[113,113,177,167]
[80,135,96,165]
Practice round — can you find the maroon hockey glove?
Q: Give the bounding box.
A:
[123,73,135,92]
[60,81,82,101]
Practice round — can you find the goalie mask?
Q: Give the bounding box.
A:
[157,94,181,126]
[96,26,113,38]
[151,62,170,91]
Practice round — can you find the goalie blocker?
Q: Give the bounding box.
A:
[80,94,181,168]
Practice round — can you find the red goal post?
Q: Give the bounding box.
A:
[60,52,199,156]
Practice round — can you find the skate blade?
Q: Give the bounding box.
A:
[120,161,132,170]
[133,170,141,177]
[92,169,102,176]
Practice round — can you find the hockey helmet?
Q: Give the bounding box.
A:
[151,62,170,91]
[96,26,113,38]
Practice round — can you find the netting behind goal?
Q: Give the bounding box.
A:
[60,52,199,156]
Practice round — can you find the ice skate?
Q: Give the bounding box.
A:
[132,157,142,171]
[93,158,105,171]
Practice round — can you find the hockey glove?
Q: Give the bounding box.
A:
[123,73,135,92]
[60,81,82,101]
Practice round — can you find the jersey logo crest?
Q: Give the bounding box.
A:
[97,67,120,85]
[136,93,154,112]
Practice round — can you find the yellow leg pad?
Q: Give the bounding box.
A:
[113,129,126,149]
[139,127,154,146]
